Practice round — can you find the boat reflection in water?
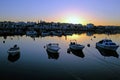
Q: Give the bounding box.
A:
[96,46,119,58]
[8,52,20,62]
[67,48,85,58]
[46,50,59,60]
[7,45,20,62]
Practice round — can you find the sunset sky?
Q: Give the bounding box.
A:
[0,0,120,26]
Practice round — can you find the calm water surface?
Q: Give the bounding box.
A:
[0,33,120,80]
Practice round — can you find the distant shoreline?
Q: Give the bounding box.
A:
[0,21,120,37]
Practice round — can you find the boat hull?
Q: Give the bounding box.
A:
[70,45,84,51]
[8,49,20,55]
[46,48,59,53]
[46,43,60,53]
[41,32,50,37]
[96,43,119,51]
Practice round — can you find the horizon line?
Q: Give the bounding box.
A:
[0,20,120,26]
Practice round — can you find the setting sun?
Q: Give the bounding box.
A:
[66,16,80,24]
[64,15,82,24]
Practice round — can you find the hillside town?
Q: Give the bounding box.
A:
[0,21,120,36]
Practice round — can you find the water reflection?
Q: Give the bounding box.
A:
[8,52,20,62]
[46,50,59,60]
[96,46,119,58]
[67,48,85,58]
[0,33,120,80]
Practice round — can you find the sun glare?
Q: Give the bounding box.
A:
[64,16,82,24]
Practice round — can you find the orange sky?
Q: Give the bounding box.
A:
[0,0,120,26]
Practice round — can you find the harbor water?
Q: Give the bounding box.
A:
[0,33,120,80]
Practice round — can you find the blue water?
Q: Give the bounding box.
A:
[0,33,120,80]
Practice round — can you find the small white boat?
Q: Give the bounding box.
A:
[46,43,60,53]
[41,32,50,37]
[96,39,119,51]
[8,45,20,56]
[26,31,37,36]
[63,32,73,36]
[69,40,85,50]
[50,31,62,36]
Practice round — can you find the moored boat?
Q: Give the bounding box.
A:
[8,45,20,56]
[50,31,62,36]
[96,39,119,51]
[46,43,60,53]
[41,32,50,37]
[69,40,85,50]
[26,30,37,36]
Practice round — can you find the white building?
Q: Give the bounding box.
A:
[86,23,94,29]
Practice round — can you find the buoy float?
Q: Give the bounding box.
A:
[87,44,90,47]
[94,36,96,38]
[3,41,5,43]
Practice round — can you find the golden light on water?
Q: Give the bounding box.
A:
[67,34,90,43]
[68,34,79,39]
